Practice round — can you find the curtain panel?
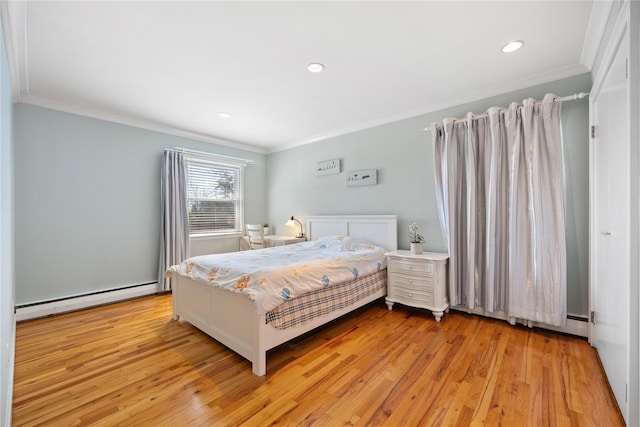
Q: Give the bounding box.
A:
[432,94,567,326]
[158,150,190,291]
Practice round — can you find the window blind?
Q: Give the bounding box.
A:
[185,156,245,235]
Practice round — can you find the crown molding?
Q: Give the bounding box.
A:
[269,63,589,153]
[580,0,615,70]
[19,95,269,154]
[0,0,27,101]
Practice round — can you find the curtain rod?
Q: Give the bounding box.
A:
[555,92,590,102]
[165,147,254,165]
[424,92,590,131]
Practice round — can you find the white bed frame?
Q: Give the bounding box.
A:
[171,215,397,376]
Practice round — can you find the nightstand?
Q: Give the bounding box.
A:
[385,250,449,322]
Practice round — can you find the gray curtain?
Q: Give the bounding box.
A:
[432,94,566,326]
[158,150,189,291]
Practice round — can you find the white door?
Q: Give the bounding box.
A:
[591,26,629,421]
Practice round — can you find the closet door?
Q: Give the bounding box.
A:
[590,22,629,422]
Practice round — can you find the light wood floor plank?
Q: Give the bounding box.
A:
[12,294,624,426]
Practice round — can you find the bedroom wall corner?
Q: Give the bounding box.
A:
[0,11,15,427]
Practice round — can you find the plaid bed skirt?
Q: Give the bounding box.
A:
[265,269,387,330]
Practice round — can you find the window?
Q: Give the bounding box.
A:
[185,155,245,235]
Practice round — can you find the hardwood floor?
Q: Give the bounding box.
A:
[12,294,624,426]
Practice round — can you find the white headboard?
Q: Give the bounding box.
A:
[306,215,398,251]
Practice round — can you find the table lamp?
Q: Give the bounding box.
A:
[285,216,305,238]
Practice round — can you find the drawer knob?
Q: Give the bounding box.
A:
[408,279,413,284]
[407,265,413,270]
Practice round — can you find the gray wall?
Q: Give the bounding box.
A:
[13,104,268,304]
[0,16,15,426]
[267,73,591,316]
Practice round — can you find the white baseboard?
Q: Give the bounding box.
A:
[15,284,158,322]
[452,306,589,338]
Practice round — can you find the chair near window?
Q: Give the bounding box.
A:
[245,224,266,249]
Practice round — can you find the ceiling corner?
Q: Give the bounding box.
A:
[580,0,615,71]
[0,0,28,101]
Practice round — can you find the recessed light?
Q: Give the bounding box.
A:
[218,112,232,119]
[502,40,524,53]
[307,62,325,73]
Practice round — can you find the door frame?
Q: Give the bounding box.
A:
[589,2,639,425]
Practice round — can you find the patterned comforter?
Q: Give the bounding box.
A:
[171,235,387,315]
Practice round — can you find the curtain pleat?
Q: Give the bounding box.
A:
[432,94,566,326]
[158,150,189,291]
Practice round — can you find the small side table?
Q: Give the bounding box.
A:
[240,235,306,251]
[385,250,449,322]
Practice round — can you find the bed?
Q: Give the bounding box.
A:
[169,215,398,376]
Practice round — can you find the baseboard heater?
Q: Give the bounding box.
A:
[15,282,159,322]
[451,306,589,338]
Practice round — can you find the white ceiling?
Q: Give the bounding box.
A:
[4,1,605,153]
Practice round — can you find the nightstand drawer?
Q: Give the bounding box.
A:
[389,258,434,276]
[389,273,431,290]
[392,287,434,306]
[391,281,433,298]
